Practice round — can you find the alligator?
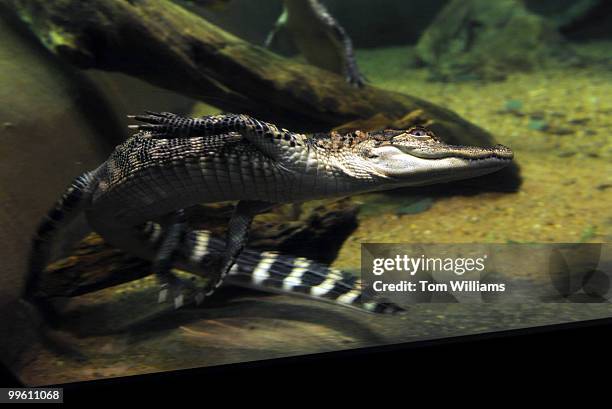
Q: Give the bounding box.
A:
[265,0,365,87]
[25,112,513,321]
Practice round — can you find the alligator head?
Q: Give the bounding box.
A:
[314,127,514,188]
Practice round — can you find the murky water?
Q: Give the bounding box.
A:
[0,0,610,385]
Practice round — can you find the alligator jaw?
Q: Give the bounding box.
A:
[372,144,514,187]
[402,143,514,161]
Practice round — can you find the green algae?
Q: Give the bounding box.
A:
[505,99,524,112]
[528,118,548,131]
[579,225,597,242]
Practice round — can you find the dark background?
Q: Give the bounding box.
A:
[191,0,612,49]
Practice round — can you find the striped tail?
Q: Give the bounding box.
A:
[140,222,405,314]
[225,248,405,315]
[25,171,98,300]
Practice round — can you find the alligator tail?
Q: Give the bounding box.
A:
[160,226,406,315]
[224,248,405,314]
[24,171,98,301]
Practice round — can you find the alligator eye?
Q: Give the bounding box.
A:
[367,152,379,159]
[409,127,430,138]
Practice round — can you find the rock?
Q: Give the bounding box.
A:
[0,14,124,308]
[415,0,571,81]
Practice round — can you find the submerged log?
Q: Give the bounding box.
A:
[38,199,358,298]
[4,0,521,187]
[5,0,498,137]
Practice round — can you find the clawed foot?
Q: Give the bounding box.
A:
[127,111,179,123]
[346,74,366,88]
[127,111,187,137]
[158,276,204,309]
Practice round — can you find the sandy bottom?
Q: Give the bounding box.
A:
[335,43,612,270]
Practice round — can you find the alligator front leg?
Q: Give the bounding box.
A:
[202,200,274,298]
